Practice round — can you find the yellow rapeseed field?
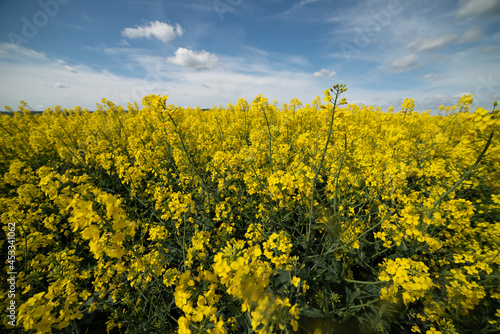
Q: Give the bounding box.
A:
[1,85,499,333]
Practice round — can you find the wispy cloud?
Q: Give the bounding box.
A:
[482,45,499,54]
[0,43,47,61]
[460,26,482,43]
[298,0,320,6]
[391,53,419,72]
[118,39,130,46]
[406,27,482,53]
[48,82,69,89]
[456,0,500,18]
[407,34,457,52]
[122,21,183,43]
[166,47,218,71]
[421,73,444,81]
[278,0,326,19]
[64,65,78,73]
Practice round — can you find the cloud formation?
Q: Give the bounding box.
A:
[313,68,337,78]
[122,21,183,43]
[166,47,218,70]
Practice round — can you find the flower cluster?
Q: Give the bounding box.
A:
[379,258,434,305]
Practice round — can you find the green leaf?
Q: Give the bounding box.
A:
[300,307,327,319]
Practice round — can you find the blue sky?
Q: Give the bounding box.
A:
[1,0,499,112]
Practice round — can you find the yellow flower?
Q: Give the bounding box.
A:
[401,98,415,112]
[178,316,192,334]
[81,225,100,240]
[426,327,441,334]
[302,281,310,294]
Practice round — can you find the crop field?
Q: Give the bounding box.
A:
[1,85,499,334]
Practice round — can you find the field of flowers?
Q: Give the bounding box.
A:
[1,84,499,334]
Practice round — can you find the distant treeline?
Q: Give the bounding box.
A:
[1,111,45,116]
[1,108,213,116]
[0,110,93,116]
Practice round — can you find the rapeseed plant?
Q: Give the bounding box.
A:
[1,87,499,333]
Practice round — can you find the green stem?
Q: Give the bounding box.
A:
[306,85,346,246]
[344,279,385,285]
[166,111,208,192]
[262,106,273,174]
[333,132,348,216]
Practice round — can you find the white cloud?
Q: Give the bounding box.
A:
[286,55,309,67]
[421,73,444,81]
[279,0,325,19]
[405,27,481,55]
[166,47,218,70]
[64,65,77,73]
[407,34,457,52]
[299,0,319,6]
[391,53,419,71]
[122,21,183,43]
[0,43,47,61]
[118,39,130,46]
[456,0,500,18]
[482,45,499,54]
[460,26,482,43]
[313,68,337,78]
[48,82,68,89]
